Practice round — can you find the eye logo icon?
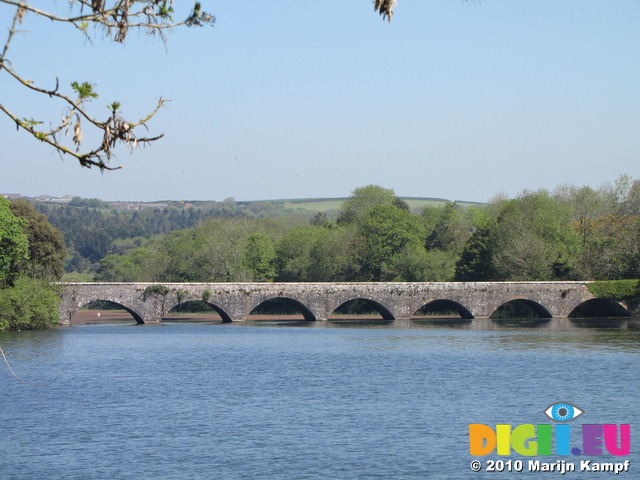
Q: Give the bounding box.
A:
[544,402,584,422]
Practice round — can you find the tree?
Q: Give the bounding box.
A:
[0,198,64,331]
[553,184,615,245]
[454,191,581,281]
[243,233,276,282]
[0,197,29,287]
[312,225,361,281]
[9,199,67,280]
[382,245,457,282]
[0,276,60,330]
[194,218,255,281]
[575,215,640,280]
[620,180,640,216]
[423,202,470,253]
[455,224,497,281]
[94,247,161,282]
[159,229,208,282]
[0,1,214,169]
[275,226,327,282]
[310,212,329,227]
[357,204,424,281]
[490,191,580,280]
[337,185,399,226]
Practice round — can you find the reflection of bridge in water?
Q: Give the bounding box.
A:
[58,282,637,325]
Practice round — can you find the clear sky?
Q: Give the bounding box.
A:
[1,0,638,202]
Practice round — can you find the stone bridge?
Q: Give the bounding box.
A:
[57,282,636,325]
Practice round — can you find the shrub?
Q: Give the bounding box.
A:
[586,280,640,300]
[144,285,170,297]
[177,289,187,304]
[0,277,60,331]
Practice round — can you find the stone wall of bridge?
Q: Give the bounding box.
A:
[54,281,630,325]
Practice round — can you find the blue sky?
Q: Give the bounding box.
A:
[1,0,638,202]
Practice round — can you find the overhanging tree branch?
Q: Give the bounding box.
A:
[0,1,214,170]
[1,1,394,171]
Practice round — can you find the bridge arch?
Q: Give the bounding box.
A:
[490,299,553,319]
[246,296,317,321]
[73,298,144,324]
[411,299,474,319]
[163,300,233,323]
[330,298,396,320]
[568,298,631,318]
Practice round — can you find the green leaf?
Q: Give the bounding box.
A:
[21,117,43,127]
[71,81,98,101]
[157,1,174,20]
[185,2,215,27]
[108,102,121,115]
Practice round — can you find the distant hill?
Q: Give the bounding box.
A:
[273,197,484,218]
[28,195,485,226]
[22,193,483,216]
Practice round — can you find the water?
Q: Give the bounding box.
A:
[1,319,639,479]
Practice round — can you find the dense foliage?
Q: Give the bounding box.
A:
[586,280,640,301]
[0,197,28,287]
[89,186,479,283]
[0,198,64,330]
[0,277,60,331]
[455,179,640,281]
[34,198,324,275]
[84,177,640,285]
[9,200,66,280]
[14,176,639,291]
[456,191,581,281]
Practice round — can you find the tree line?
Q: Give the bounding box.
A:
[92,178,640,284]
[34,197,315,276]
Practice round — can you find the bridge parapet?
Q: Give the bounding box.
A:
[58,281,614,325]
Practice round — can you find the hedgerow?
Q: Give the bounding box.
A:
[586,280,640,300]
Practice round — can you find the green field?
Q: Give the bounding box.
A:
[283,198,345,212]
[282,197,483,214]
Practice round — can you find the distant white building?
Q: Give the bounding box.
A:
[33,195,56,202]
[110,202,168,211]
[1,193,22,200]
[31,194,74,203]
[49,195,74,204]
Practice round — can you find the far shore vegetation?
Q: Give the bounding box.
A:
[2,175,640,330]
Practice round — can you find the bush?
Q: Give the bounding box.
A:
[0,277,61,331]
[144,285,170,297]
[586,280,640,300]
